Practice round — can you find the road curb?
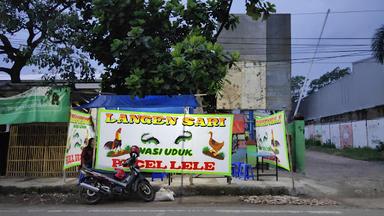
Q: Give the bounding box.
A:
[0,185,78,195]
[169,185,290,196]
[0,184,290,197]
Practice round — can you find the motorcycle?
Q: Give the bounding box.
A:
[78,152,155,204]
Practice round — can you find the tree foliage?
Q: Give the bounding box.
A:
[76,0,275,96]
[372,25,384,64]
[291,75,305,102]
[0,0,275,97]
[0,0,95,83]
[307,67,350,95]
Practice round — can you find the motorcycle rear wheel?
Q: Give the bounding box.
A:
[79,179,102,204]
[137,180,155,202]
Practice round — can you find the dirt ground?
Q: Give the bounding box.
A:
[301,150,384,198]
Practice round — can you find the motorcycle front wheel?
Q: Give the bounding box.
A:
[79,179,102,204]
[137,180,155,202]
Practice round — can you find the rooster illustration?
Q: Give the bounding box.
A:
[270,129,280,147]
[208,131,224,157]
[104,128,122,150]
[270,129,280,155]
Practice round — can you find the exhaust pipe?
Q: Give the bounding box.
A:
[80,183,100,193]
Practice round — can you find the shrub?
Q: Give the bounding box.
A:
[305,138,322,148]
[323,139,336,149]
[374,140,384,152]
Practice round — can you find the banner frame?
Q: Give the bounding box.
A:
[255,111,290,171]
[94,108,233,176]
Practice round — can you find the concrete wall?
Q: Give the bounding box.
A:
[266,14,291,111]
[366,118,384,149]
[217,15,267,61]
[321,124,330,144]
[217,14,291,111]
[352,121,368,148]
[305,117,384,149]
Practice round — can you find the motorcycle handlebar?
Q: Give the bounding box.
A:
[122,153,138,167]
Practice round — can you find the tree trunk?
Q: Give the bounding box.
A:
[10,70,21,83]
[10,64,22,83]
[10,56,28,83]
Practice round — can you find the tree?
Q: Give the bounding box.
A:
[75,0,275,96]
[307,67,350,95]
[291,75,305,102]
[0,0,94,83]
[372,25,384,64]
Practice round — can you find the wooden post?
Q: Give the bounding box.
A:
[62,169,66,183]
[92,108,98,169]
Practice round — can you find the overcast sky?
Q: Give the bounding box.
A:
[232,0,384,80]
[1,0,383,81]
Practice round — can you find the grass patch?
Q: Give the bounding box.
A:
[306,139,384,161]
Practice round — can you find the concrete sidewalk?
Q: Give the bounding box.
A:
[2,150,384,208]
[0,172,308,196]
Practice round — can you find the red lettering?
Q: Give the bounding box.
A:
[181,162,193,170]
[204,162,215,170]
[75,154,81,161]
[111,160,215,171]
[193,161,205,170]
[65,156,70,164]
[112,159,122,167]
[136,159,145,168]
[170,161,181,169]
[169,161,216,171]
[66,155,74,164]
[146,160,156,169]
[156,160,167,169]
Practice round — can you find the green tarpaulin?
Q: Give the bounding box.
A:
[0,87,70,124]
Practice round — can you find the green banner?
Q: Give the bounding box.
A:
[64,110,95,170]
[0,87,70,124]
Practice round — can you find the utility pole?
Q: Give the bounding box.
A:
[293,9,331,117]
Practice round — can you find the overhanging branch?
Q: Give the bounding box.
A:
[0,35,19,60]
[213,0,233,43]
[0,67,11,74]
[0,34,14,50]
[26,20,36,46]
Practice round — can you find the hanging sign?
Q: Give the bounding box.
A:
[0,87,70,124]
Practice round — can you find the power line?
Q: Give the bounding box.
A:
[7,41,373,48]
[1,51,371,65]
[219,37,373,40]
[4,35,377,40]
[4,39,374,54]
[294,9,331,117]
[2,44,372,61]
[291,9,384,15]
[223,48,372,54]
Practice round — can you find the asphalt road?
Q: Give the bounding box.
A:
[0,201,383,216]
